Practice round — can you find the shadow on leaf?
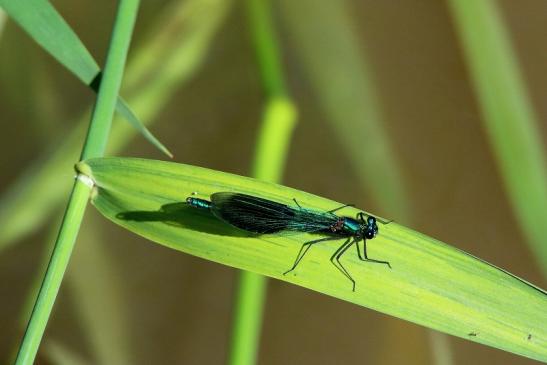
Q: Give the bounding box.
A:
[116,202,251,237]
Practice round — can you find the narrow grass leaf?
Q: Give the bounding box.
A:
[0,0,170,156]
[79,157,547,362]
[0,0,231,250]
[115,97,172,157]
[278,0,408,220]
[228,1,297,363]
[448,0,547,276]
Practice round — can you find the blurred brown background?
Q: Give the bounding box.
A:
[1,0,546,364]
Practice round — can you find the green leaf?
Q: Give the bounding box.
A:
[78,157,547,362]
[278,0,409,219]
[448,0,547,276]
[115,97,172,157]
[0,0,231,249]
[0,0,171,156]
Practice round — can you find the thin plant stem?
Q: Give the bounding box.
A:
[14,1,140,363]
[80,1,140,160]
[14,180,91,365]
[228,1,297,364]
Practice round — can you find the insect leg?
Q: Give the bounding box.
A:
[283,236,341,276]
[355,239,392,269]
[330,238,356,291]
[378,218,394,225]
[357,212,393,225]
[327,203,354,214]
[291,199,354,215]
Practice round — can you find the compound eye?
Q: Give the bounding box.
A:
[365,230,375,239]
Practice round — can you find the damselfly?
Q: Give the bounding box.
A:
[187,192,391,291]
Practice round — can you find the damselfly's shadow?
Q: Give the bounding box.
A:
[116,202,252,238]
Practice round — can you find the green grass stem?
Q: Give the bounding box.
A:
[14,1,140,363]
[228,272,268,365]
[14,180,91,365]
[246,0,287,97]
[229,99,297,365]
[79,1,139,159]
[228,2,297,364]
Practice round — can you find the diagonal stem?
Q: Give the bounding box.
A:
[14,1,141,363]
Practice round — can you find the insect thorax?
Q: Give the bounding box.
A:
[327,217,362,236]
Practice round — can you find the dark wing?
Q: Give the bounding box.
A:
[210,192,338,235]
[210,193,295,234]
[284,208,338,233]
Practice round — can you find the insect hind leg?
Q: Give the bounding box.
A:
[330,238,356,291]
[355,239,392,269]
[283,236,341,276]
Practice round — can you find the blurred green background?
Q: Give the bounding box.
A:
[1,0,546,364]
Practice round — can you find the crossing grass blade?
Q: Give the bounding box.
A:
[278,0,408,220]
[0,0,231,250]
[0,0,171,156]
[448,0,547,276]
[78,157,547,362]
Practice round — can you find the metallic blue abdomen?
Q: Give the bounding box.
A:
[186,197,212,210]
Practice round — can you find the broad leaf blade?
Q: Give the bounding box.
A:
[79,157,547,362]
[0,0,171,156]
